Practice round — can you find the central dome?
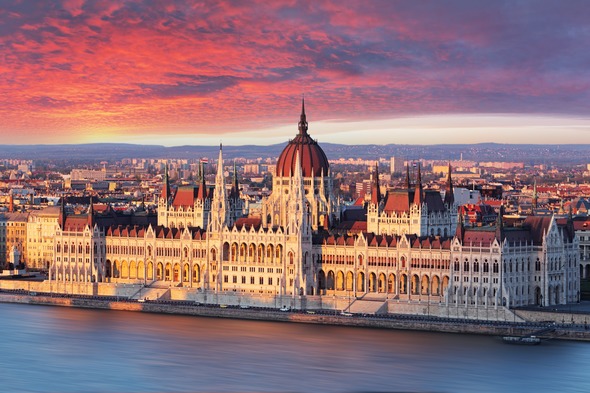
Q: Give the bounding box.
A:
[276,100,329,178]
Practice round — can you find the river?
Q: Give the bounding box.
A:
[1,302,589,392]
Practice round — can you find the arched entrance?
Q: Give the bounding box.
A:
[327,270,335,290]
[318,270,326,295]
[400,274,408,294]
[369,272,377,292]
[345,271,354,291]
[411,274,419,295]
[421,275,430,295]
[357,272,365,292]
[387,273,395,293]
[336,271,345,291]
[378,273,386,293]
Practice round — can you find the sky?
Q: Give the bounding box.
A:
[1,0,590,146]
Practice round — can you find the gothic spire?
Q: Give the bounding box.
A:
[87,196,94,227]
[231,160,239,199]
[215,144,225,190]
[455,209,465,240]
[532,179,538,210]
[405,163,411,189]
[60,196,66,229]
[197,161,207,201]
[162,162,170,203]
[210,144,227,230]
[413,163,423,206]
[444,162,454,206]
[298,97,308,135]
[370,161,381,206]
[495,204,504,242]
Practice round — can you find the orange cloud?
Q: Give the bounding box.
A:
[0,1,589,144]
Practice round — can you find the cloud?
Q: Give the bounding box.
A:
[1,0,590,144]
[28,96,73,108]
[138,75,239,98]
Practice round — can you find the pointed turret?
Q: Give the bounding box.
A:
[495,204,504,242]
[298,97,308,135]
[210,143,227,230]
[60,196,66,229]
[532,179,538,210]
[87,196,94,227]
[405,164,411,189]
[215,143,225,192]
[370,161,381,206]
[197,161,207,201]
[444,162,454,206]
[567,205,575,241]
[288,150,307,232]
[455,210,465,240]
[413,163,423,206]
[230,160,239,199]
[162,162,171,203]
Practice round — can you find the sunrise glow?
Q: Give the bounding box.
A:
[1,1,589,145]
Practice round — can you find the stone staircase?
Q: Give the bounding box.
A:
[129,282,171,301]
[347,299,388,314]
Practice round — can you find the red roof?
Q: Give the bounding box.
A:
[234,217,262,230]
[172,187,198,209]
[383,190,413,214]
[63,216,90,232]
[275,103,329,178]
[462,229,498,246]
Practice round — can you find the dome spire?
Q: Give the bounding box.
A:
[298,96,308,135]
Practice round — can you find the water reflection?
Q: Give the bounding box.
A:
[1,303,589,393]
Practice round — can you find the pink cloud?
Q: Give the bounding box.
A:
[0,1,589,144]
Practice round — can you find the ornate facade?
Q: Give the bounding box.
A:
[48,101,580,315]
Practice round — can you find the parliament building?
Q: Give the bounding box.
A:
[49,101,580,319]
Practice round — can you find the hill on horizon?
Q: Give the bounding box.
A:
[0,143,588,164]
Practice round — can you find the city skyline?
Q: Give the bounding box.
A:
[1,1,590,146]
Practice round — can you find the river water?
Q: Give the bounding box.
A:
[1,302,589,393]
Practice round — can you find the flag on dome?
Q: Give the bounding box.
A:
[200,158,209,164]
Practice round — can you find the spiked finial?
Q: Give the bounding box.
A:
[298,97,308,135]
[444,162,454,206]
[88,196,94,227]
[413,163,423,206]
[371,161,381,206]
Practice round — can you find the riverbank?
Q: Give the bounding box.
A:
[2,291,590,342]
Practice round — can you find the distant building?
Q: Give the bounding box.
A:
[71,169,107,181]
[390,156,404,175]
[243,164,260,174]
[479,162,524,170]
